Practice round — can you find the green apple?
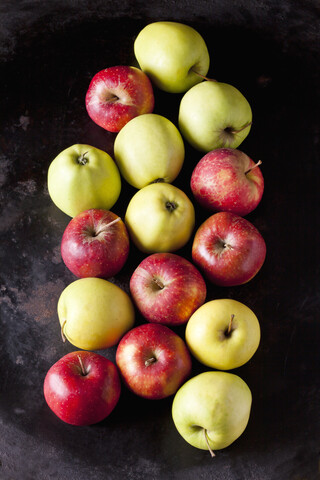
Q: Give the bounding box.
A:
[134,21,210,93]
[125,182,195,253]
[58,278,135,350]
[178,81,252,152]
[185,299,260,370]
[114,113,185,189]
[172,371,252,455]
[47,144,121,217]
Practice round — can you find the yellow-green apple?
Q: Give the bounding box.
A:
[58,278,135,350]
[185,299,261,370]
[134,21,210,93]
[85,65,154,133]
[130,253,206,326]
[192,212,266,286]
[47,144,121,217]
[115,323,192,399]
[190,148,264,216]
[179,81,252,152]
[61,209,129,279]
[114,113,185,189]
[172,371,252,456]
[43,350,121,426]
[125,183,195,253]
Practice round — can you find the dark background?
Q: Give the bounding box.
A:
[0,1,319,479]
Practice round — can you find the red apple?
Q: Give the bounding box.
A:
[115,323,192,400]
[190,148,264,216]
[61,208,129,278]
[192,211,266,286]
[85,65,154,132]
[43,351,121,426]
[130,253,206,326]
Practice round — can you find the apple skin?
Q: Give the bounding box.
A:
[185,299,261,370]
[134,21,210,93]
[130,253,206,326]
[114,113,185,189]
[43,350,121,426]
[179,81,252,152]
[190,148,264,216]
[192,212,266,286]
[47,144,121,217]
[85,65,154,133]
[125,183,195,253]
[115,323,192,400]
[172,371,252,453]
[61,208,129,279]
[58,278,135,350]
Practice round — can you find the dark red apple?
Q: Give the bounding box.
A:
[129,252,206,326]
[43,350,121,426]
[61,208,129,278]
[192,211,266,286]
[115,323,192,400]
[85,65,154,132]
[190,148,264,216]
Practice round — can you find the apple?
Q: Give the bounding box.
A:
[114,113,185,189]
[47,144,121,217]
[185,299,261,370]
[172,371,252,455]
[190,148,264,216]
[61,208,129,279]
[58,278,135,350]
[134,21,210,93]
[178,80,252,152]
[85,65,154,133]
[192,211,266,286]
[125,182,195,253]
[130,253,206,326]
[115,323,192,399]
[43,350,121,426]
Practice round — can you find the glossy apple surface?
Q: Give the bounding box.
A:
[85,65,154,132]
[43,350,121,426]
[116,323,192,399]
[47,144,121,217]
[172,371,252,454]
[125,183,195,253]
[114,113,185,189]
[192,212,266,286]
[61,208,129,278]
[190,148,264,216]
[58,278,135,350]
[134,21,210,93]
[185,299,261,370]
[130,253,206,326]
[179,81,252,152]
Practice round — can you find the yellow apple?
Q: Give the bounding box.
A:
[58,278,135,350]
[125,183,195,253]
[185,299,261,370]
[47,144,121,217]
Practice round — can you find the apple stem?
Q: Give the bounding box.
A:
[104,216,121,229]
[227,314,235,335]
[153,277,165,290]
[190,69,217,82]
[230,121,252,135]
[77,355,87,376]
[145,357,157,367]
[245,159,262,175]
[61,320,67,343]
[78,152,88,165]
[203,429,215,457]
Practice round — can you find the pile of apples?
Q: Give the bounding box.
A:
[44,21,266,457]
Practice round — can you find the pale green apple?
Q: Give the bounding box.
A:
[172,371,252,454]
[47,144,121,217]
[114,113,185,189]
[125,182,195,253]
[185,299,260,370]
[179,81,252,152]
[134,21,210,93]
[58,278,135,350]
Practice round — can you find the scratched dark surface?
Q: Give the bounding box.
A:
[0,1,319,479]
